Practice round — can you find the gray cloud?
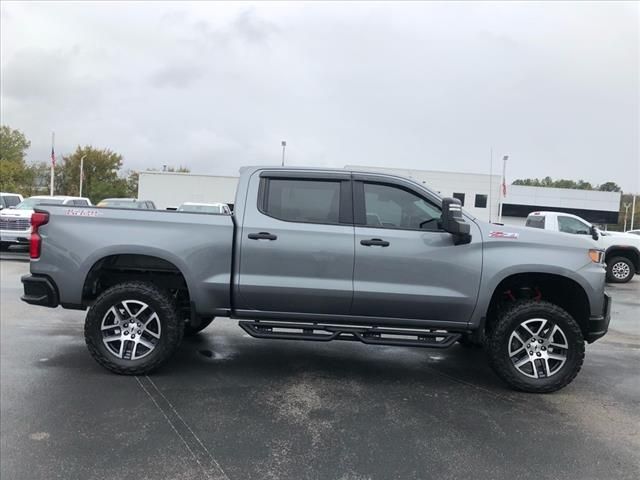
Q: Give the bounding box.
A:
[1,1,638,191]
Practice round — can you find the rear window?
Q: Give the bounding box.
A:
[2,195,21,208]
[262,179,341,224]
[526,215,545,229]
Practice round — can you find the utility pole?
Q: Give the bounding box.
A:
[79,154,87,197]
[631,194,637,231]
[281,140,287,166]
[497,155,509,224]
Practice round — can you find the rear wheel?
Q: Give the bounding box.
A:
[606,256,634,283]
[84,281,184,375]
[487,300,584,393]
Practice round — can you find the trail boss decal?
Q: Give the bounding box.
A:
[65,209,102,217]
[489,231,519,239]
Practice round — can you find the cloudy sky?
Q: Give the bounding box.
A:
[1,1,638,191]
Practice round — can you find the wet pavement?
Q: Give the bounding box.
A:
[1,259,639,480]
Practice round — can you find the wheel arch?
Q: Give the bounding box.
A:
[483,272,591,340]
[81,250,193,310]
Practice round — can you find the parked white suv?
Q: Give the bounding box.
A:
[525,211,640,283]
[0,195,92,249]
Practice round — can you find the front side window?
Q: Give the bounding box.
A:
[363,182,441,231]
[558,216,590,235]
[474,194,487,208]
[263,179,341,224]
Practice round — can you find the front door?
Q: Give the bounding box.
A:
[236,171,355,315]
[351,176,482,324]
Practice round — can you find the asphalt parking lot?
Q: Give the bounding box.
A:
[1,253,639,480]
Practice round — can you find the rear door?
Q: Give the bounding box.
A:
[351,174,482,324]
[236,171,355,315]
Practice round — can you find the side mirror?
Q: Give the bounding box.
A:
[590,225,599,241]
[441,197,471,245]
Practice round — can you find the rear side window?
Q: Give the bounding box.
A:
[262,179,341,224]
[526,215,545,229]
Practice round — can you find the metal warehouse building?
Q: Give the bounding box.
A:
[138,167,620,226]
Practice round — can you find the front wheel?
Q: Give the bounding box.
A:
[84,281,184,375]
[606,256,634,283]
[487,300,585,393]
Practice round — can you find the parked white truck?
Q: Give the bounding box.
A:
[525,211,640,283]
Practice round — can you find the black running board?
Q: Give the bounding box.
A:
[238,321,460,349]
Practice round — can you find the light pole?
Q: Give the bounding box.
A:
[631,194,637,231]
[623,203,631,231]
[79,154,87,197]
[281,140,287,166]
[497,155,509,224]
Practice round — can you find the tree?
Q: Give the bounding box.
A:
[0,125,32,193]
[55,146,128,203]
[512,177,620,192]
[598,182,621,192]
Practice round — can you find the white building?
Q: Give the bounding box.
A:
[501,185,621,226]
[138,167,620,226]
[138,171,238,210]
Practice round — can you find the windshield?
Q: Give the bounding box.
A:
[178,204,224,214]
[16,198,64,209]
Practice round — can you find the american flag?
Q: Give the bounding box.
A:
[51,146,56,168]
[502,178,507,196]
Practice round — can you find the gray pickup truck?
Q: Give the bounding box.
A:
[21,167,611,392]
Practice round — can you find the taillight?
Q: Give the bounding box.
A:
[30,212,49,259]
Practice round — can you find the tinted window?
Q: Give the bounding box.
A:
[525,215,546,229]
[363,183,441,230]
[263,179,341,224]
[16,198,63,209]
[3,195,21,207]
[452,193,465,206]
[474,194,487,208]
[558,216,590,235]
[73,199,89,206]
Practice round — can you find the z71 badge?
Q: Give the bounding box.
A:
[489,231,519,239]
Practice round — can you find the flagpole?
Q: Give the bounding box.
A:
[50,131,55,196]
[498,155,508,224]
[488,146,493,223]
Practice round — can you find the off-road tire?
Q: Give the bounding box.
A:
[84,281,184,375]
[184,317,214,337]
[487,300,585,393]
[606,256,634,283]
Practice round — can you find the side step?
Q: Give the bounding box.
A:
[238,321,461,349]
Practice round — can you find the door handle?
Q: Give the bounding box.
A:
[360,238,390,247]
[248,232,278,241]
